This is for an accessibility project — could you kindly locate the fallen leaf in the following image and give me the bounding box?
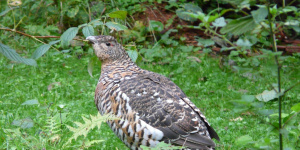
[241,111,254,116]
[238,89,248,93]
[12,117,34,128]
[187,56,201,63]
[48,82,61,91]
[256,89,284,102]
[21,99,39,105]
[230,116,243,121]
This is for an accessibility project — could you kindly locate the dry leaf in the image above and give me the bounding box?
[48,82,61,91]
[230,117,243,121]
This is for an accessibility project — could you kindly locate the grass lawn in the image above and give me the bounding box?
[0,50,299,149]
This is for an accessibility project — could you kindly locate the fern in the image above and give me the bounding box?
[44,115,61,144]
[140,142,185,150]
[63,113,119,148]
[45,115,61,135]
[81,139,105,149]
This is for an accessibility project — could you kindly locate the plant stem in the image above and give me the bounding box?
[208,29,235,47]
[0,28,60,51]
[283,81,300,95]
[267,2,283,150]
[60,110,63,131]
[87,0,91,22]
[287,0,296,6]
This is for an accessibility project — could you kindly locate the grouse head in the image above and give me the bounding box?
[86,35,129,62]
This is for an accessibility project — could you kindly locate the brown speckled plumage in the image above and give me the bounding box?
[87,35,219,150]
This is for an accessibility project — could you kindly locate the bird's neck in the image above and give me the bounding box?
[99,59,142,82]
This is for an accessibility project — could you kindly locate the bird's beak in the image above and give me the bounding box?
[86,36,98,44]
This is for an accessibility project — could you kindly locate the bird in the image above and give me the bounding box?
[86,35,219,150]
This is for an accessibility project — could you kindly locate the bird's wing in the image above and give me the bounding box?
[117,72,219,149]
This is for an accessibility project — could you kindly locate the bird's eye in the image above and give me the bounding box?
[106,43,111,46]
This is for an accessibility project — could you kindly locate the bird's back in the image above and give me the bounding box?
[95,64,219,149]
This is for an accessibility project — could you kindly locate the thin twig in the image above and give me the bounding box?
[0,28,61,51]
[282,112,298,128]
[148,17,157,43]
[100,7,106,16]
[283,81,300,95]
[287,0,297,6]
[0,28,84,40]
[259,72,279,93]
[87,1,91,22]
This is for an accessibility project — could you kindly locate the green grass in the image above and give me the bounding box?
[0,51,299,149]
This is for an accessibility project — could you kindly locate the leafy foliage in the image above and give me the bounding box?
[141,141,185,150]
[63,113,119,148]
[220,16,257,36]
[0,43,37,66]
[32,40,60,59]
[60,27,79,49]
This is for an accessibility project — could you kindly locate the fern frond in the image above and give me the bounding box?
[82,140,105,149]
[44,115,61,135]
[63,113,119,148]
[140,141,185,150]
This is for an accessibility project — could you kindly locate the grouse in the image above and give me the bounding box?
[87,35,219,150]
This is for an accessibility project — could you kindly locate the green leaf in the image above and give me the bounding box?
[149,20,164,32]
[260,49,283,57]
[176,10,197,22]
[60,27,79,48]
[176,4,203,22]
[0,7,14,17]
[32,45,51,59]
[88,56,100,77]
[236,135,253,145]
[207,13,220,23]
[12,118,34,129]
[281,6,297,13]
[45,25,59,31]
[161,29,177,40]
[89,19,104,27]
[212,17,226,27]
[108,10,127,20]
[196,37,215,47]
[78,23,88,29]
[49,40,60,45]
[269,113,289,118]
[105,22,128,31]
[67,6,79,18]
[180,45,194,52]
[184,3,203,13]
[127,50,138,62]
[270,5,277,16]
[82,25,94,37]
[32,40,60,59]
[21,99,39,105]
[0,43,37,66]
[220,16,256,36]
[241,95,255,102]
[256,89,284,102]
[236,38,253,47]
[291,103,300,112]
[251,6,268,24]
